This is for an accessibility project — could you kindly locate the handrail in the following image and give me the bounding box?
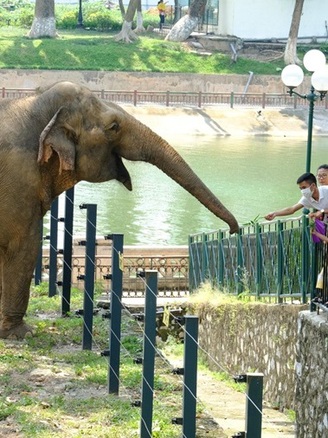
[2,87,328,109]
[188,216,320,303]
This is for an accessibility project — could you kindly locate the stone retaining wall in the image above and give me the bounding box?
[295,311,328,437]
[191,301,307,410]
[0,69,312,94]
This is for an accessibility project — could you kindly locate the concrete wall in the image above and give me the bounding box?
[192,301,328,433]
[295,311,328,437]
[192,301,307,410]
[0,69,313,95]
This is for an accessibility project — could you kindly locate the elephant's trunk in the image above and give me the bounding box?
[119,123,239,234]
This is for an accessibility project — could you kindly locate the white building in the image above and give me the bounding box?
[212,0,328,40]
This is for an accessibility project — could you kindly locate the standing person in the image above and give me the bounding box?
[312,228,328,243]
[264,172,328,221]
[316,164,328,186]
[157,0,166,30]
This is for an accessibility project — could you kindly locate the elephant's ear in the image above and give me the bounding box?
[37,107,76,174]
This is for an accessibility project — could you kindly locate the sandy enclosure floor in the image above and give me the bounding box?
[125,106,328,139]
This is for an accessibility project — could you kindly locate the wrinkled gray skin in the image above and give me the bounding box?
[0,82,239,339]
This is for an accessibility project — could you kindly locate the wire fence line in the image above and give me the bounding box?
[2,86,328,109]
[43,200,288,436]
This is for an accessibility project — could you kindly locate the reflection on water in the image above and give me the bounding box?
[44,136,328,246]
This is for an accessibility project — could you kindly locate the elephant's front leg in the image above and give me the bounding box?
[0,228,41,339]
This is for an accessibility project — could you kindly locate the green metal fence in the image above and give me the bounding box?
[188,216,320,303]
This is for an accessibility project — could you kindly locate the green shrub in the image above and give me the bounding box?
[17,4,33,27]
[83,9,112,31]
[55,3,123,32]
[57,10,79,29]
[0,1,158,31]
[0,8,11,26]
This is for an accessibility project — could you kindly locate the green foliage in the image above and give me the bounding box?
[83,10,112,31]
[0,0,33,26]
[121,334,143,355]
[16,4,33,26]
[243,214,261,226]
[57,9,78,30]
[286,408,296,422]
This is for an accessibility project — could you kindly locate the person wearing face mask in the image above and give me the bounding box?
[264,172,328,221]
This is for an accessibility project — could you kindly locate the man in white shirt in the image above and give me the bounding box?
[265,172,328,221]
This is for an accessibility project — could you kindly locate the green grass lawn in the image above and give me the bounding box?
[0,26,287,74]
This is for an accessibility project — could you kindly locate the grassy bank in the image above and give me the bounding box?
[0,26,287,74]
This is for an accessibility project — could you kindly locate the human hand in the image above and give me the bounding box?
[308,211,324,219]
[264,212,275,221]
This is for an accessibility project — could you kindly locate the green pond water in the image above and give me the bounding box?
[46,135,328,246]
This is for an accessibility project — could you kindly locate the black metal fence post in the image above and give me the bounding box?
[245,373,263,438]
[233,372,263,438]
[48,197,59,297]
[61,187,74,315]
[80,203,97,350]
[236,230,244,295]
[108,233,124,394]
[34,219,43,285]
[140,270,158,438]
[182,315,199,438]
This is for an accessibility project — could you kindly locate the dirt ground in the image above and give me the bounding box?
[0,343,295,438]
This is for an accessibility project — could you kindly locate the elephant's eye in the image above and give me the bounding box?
[106,122,119,133]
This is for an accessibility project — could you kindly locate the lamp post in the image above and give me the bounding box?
[281,49,328,172]
[77,0,83,28]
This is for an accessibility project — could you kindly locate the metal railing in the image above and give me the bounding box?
[2,87,328,109]
[188,216,321,303]
[42,250,189,296]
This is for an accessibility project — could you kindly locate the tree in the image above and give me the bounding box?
[115,0,139,43]
[28,0,57,39]
[135,0,145,34]
[118,0,126,18]
[165,0,207,42]
[284,0,304,65]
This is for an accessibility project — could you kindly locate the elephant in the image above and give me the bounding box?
[0,81,238,339]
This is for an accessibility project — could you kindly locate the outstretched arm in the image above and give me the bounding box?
[264,203,303,221]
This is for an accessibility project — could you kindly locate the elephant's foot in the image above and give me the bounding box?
[0,320,34,340]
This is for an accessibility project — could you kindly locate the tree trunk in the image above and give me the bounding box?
[135,0,145,33]
[118,0,125,18]
[165,0,206,42]
[284,0,304,65]
[115,0,139,42]
[173,0,180,24]
[28,0,57,39]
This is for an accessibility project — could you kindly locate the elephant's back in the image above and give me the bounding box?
[0,96,42,153]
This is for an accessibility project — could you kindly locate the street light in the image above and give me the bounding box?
[77,0,83,28]
[281,49,328,172]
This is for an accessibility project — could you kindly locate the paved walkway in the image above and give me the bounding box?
[164,352,296,438]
